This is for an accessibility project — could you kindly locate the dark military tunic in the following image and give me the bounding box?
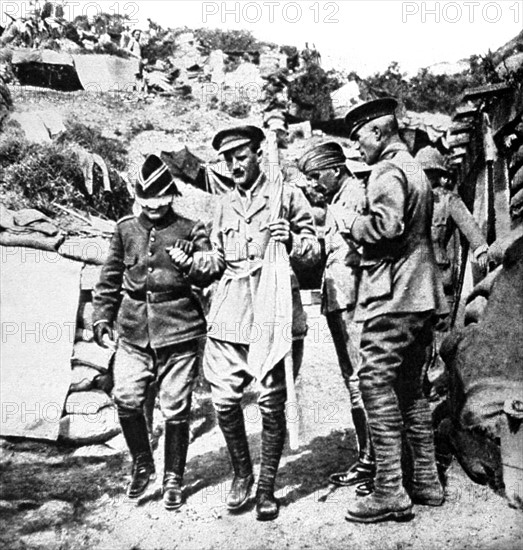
[93,209,209,348]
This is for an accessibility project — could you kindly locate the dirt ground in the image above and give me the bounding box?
[1,305,522,550]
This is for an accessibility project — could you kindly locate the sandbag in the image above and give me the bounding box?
[71,340,113,372]
[0,231,64,251]
[441,237,523,445]
[58,405,120,445]
[70,365,102,393]
[64,390,113,415]
[58,237,109,265]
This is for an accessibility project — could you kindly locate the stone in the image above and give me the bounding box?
[65,390,113,415]
[0,500,18,512]
[71,342,113,374]
[464,296,489,325]
[72,443,122,458]
[105,433,128,452]
[59,405,120,445]
[224,62,263,92]
[22,500,75,533]
[496,53,523,78]
[69,365,100,393]
[20,530,62,550]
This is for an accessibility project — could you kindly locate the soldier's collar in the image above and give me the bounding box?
[332,174,354,203]
[236,172,266,197]
[138,208,177,230]
[379,142,409,160]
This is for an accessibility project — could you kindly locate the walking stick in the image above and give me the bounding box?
[265,116,300,451]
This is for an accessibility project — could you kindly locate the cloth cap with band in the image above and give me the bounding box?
[298,141,371,176]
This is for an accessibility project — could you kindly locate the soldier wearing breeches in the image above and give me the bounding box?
[297,142,375,495]
[337,99,448,523]
[170,125,319,521]
[93,154,210,510]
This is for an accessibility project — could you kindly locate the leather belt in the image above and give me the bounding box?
[125,288,191,303]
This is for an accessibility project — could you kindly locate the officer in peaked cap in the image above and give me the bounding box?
[93,154,210,511]
[345,97,399,142]
[332,99,448,523]
[172,124,320,521]
[212,125,266,155]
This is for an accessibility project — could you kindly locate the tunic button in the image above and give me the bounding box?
[150,237,156,242]
[147,291,152,296]
[148,251,153,257]
[248,255,256,261]
[246,236,253,243]
[246,218,251,224]
[148,267,153,273]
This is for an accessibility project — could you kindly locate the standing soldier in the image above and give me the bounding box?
[297,142,375,495]
[169,125,319,521]
[336,99,447,523]
[92,155,210,510]
[416,147,489,397]
[416,146,488,296]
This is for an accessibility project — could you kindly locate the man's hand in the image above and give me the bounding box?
[269,219,292,246]
[173,239,193,256]
[476,251,488,271]
[94,322,114,348]
[473,244,489,271]
[168,246,193,271]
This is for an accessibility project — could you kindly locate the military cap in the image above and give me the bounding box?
[298,141,346,175]
[415,146,449,174]
[345,97,399,140]
[135,154,180,202]
[212,125,265,155]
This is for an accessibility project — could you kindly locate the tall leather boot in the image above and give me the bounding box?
[345,391,413,523]
[353,407,373,461]
[403,397,444,506]
[256,405,286,521]
[163,421,190,510]
[217,406,254,511]
[329,407,375,490]
[353,407,376,495]
[118,409,156,499]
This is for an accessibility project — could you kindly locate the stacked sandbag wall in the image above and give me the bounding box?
[58,263,120,445]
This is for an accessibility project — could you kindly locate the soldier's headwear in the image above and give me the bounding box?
[135,154,180,207]
[415,146,449,174]
[298,142,371,176]
[345,97,399,140]
[298,142,346,175]
[212,125,265,155]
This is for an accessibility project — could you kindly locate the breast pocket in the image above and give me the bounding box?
[221,219,240,260]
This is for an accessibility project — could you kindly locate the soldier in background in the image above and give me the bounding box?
[416,146,488,302]
[416,146,489,399]
[297,142,375,496]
